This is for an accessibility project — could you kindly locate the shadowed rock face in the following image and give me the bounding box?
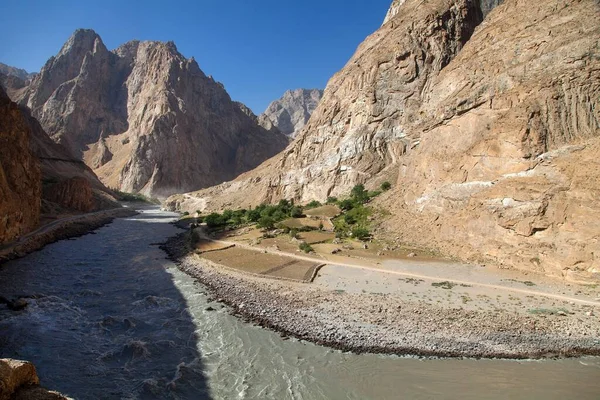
[0,85,118,244]
[166,0,600,282]
[0,88,41,243]
[261,89,324,138]
[11,29,288,199]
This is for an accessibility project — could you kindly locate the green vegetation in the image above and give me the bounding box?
[351,226,370,240]
[305,200,322,209]
[299,242,314,253]
[381,181,392,191]
[113,190,160,204]
[196,183,385,244]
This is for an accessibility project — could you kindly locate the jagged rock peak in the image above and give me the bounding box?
[58,28,106,56]
[261,88,324,138]
[13,29,288,198]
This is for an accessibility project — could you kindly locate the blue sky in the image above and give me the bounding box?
[0,0,391,113]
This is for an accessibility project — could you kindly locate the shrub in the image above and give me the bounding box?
[381,181,392,191]
[299,242,314,253]
[326,196,338,204]
[305,200,322,209]
[351,226,370,240]
[344,214,357,224]
[290,206,303,218]
[182,211,190,216]
[289,228,299,239]
[339,199,355,211]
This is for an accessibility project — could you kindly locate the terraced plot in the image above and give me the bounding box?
[199,246,322,282]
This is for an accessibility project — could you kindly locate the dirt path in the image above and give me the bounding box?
[199,230,600,308]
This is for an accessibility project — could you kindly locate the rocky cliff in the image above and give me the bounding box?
[260,89,323,138]
[0,88,41,243]
[166,0,600,282]
[0,85,119,244]
[10,30,288,199]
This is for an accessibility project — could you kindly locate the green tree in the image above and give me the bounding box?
[351,184,369,203]
[290,206,303,218]
[246,208,261,222]
[257,216,275,230]
[351,226,370,240]
[204,213,224,228]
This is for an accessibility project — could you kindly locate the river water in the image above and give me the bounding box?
[0,207,598,399]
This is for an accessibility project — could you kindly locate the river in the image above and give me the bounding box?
[0,207,598,399]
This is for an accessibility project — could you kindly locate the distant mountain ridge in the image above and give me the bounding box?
[2,29,288,198]
[260,89,323,138]
[0,62,36,81]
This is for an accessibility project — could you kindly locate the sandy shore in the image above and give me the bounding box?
[164,231,600,359]
[0,207,138,264]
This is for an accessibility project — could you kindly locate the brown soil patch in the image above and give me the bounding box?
[199,246,321,281]
[305,205,341,218]
[298,231,335,244]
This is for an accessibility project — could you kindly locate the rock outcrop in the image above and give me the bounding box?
[0,359,68,400]
[0,86,41,244]
[166,0,600,282]
[260,89,323,138]
[0,85,119,244]
[10,30,288,199]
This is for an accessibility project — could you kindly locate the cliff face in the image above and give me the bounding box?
[0,84,119,244]
[260,89,324,138]
[166,0,600,282]
[166,0,486,207]
[0,89,41,243]
[383,0,600,283]
[13,30,288,199]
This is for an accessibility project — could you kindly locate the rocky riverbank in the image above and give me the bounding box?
[164,232,600,359]
[0,207,137,265]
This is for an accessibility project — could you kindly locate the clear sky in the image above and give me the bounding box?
[0,0,392,113]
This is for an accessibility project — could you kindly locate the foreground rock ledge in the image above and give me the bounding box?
[165,232,600,359]
[0,359,68,400]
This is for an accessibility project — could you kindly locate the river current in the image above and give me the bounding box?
[0,207,598,399]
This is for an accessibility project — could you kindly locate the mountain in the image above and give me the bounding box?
[0,62,36,81]
[165,0,600,283]
[7,30,288,199]
[0,85,118,244]
[260,89,323,138]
